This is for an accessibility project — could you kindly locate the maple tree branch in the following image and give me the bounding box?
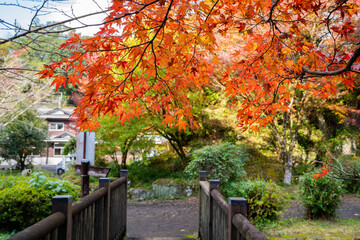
[0,67,40,72]
[327,0,349,21]
[302,46,360,76]
[0,9,109,45]
[268,0,281,23]
[28,0,49,31]
[204,0,220,22]
[314,144,360,181]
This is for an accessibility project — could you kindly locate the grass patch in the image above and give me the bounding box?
[263,218,360,239]
[0,231,16,240]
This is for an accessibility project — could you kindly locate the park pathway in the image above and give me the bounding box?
[126,197,199,239]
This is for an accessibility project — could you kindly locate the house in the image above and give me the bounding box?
[32,107,77,165]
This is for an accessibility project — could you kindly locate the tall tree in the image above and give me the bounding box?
[0,46,53,127]
[0,109,48,170]
[96,115,155,169]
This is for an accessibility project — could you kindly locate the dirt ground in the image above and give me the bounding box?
[126,195,360,239]
[283,194,360,220]
[127,197,199,239]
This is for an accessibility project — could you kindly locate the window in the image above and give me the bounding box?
[54,143,65,156]
[49,123,64,131]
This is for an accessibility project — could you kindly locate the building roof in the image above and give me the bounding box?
[45,132,76,143]
[38,107,76,120]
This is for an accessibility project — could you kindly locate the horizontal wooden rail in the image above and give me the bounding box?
[8,212,65,240]
[110,177,126,190]
[211,189,229,215]
[200,181,210,195]
[232,214,267,240]
[72,187,107,216]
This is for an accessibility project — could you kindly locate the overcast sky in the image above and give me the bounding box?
[0,0,111,38]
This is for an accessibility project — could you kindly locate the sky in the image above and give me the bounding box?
[0,0,111,39]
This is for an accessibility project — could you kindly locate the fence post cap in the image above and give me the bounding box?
[99,178,110,183]
[228,197,247,206]
[209,179,220,185]
[52,195,73,203]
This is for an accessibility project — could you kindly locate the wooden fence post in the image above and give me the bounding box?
[199,170,207,181]
[99,178,110,240]
[120,169,128,235]
[120,169,128,179]
[81,160,90,198]
[52,195,73,240]
[198,171,207,238]
[228,197,247,240]
[209,180,220,240]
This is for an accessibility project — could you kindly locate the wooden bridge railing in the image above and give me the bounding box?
[9,170,128,240]
[198,171,267,240]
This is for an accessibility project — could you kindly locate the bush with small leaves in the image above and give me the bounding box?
[0,185,50,231]
[300,172,343,219]
[185,142,247,184]
[224,179,289,224]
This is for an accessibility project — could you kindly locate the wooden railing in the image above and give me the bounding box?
[198,171,267,240]
[9,170,128,240]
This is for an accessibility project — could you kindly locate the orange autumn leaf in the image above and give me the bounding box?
[37,0,360,131]
[314,167,329,180]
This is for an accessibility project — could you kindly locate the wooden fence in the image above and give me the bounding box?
[8,170,128,240]
[198,171,267,240]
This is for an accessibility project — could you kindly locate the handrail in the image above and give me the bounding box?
[232,213,267,240]
[72,187,107,216]
[211,189,229,215]
[8,212,66,240]
[110,176,126,190]
[199,181,209,196]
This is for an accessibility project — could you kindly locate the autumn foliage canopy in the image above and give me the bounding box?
[39,0,360,132]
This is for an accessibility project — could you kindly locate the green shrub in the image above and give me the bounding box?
[0,172,81,231]
[127,160,186,189]
[148,152,183,171]
[0,185,51,231]
[224,180,289,224]
[185,143,247,184]
[299,172,343,219]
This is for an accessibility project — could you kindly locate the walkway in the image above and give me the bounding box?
[126,197,198,239]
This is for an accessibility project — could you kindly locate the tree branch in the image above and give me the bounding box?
[302,47,360,76]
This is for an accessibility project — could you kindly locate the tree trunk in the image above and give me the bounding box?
[19,158,26,171]
[283,151,293,185]
[121,150,128,169]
